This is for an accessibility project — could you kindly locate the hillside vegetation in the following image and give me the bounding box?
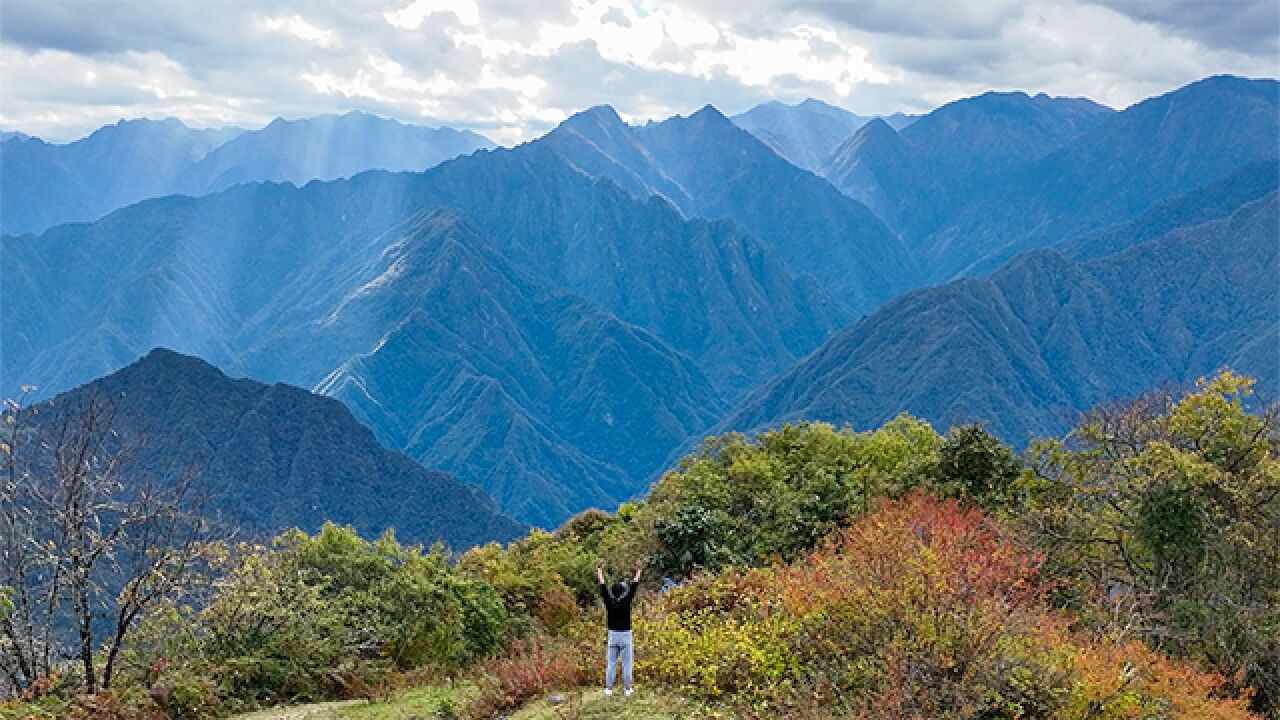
[4,371,1275,719]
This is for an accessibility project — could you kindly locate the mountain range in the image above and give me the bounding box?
[720,192,1278,443]
[730,98,874,173]
[22,348,526,547]
[306,210,726,526]
[822,91,1114,234]
[173,112,493,196]
[730,98,917,173]
[3,131,850,524]
[917,75,1280,279]
[3,73,1277,531]
[0,112,493,235]
[538,104,915,313]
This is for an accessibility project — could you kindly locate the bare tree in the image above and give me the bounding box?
[0,387,61,695]
[1,389,210,696]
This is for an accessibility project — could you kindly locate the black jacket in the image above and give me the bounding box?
[600,581,638,631]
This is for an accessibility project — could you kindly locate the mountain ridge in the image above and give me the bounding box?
[540,102,916,313]
[928,74,1280,279]
[25,347,527,547]
[730,97,872,172]
[719,191,1279,444]
[302,210,726,525]
[822,89,1115,237]
[0,113,492,235]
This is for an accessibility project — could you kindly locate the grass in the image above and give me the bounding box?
[0,695,66,720]
[229,684,730,720]
[507,688,728,720]
[231,683,475,720]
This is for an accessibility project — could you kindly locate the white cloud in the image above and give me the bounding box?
[260,14,341,49]
[384,0,481,29]
[0,0,1274,143]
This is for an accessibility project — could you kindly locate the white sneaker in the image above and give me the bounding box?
[625,688,634,697]
[603,688,613,697]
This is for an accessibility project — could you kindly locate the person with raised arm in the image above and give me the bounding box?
[597,558,642,697]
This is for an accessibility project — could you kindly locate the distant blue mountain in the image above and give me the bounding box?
[883,112,917,131]
[540,103,916,313]
[309,211,725,525]
[1,118,232,235]
[175,111,494,195]
[1061,159,1278,261]
[0,113,492,235]
[4,73,1276,528]
[823,91,1114,233]
[926,75,1280,279]
[720,192,1278,444]
[731,98,873,172]
[2,127,845,524]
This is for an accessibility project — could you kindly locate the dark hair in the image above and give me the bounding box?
[611,580,628,599]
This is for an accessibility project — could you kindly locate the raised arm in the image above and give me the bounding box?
[597,558,606,585]
[632,558,644,584]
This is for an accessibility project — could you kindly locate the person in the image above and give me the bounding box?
[597,557,642,697]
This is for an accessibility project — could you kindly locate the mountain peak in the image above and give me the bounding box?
[926,89,1113,123]
[681,104,737,134]
[690,103,727,120]
[112,116,188,129]
[975,89,1032,101]
[581,104,624,120]
[798,97,838,110]
[1170,74,1278,102]
[936,90,1034,116]
[836,116,901,154]
[37,347,527,546]
[824,116,905,175]
[125,347,247,393]
[559,104,627,133]
[857,116,898,137]
[79,116,192,143]
[140,345,214,367]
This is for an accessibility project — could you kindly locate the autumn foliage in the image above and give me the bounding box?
[6,373,1271,719]
[639,493,1255,719]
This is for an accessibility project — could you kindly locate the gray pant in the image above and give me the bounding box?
[605,630,633,690]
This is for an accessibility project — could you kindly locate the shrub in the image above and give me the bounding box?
[464,637,591,719]
[461,529,599,623]
[639,494,1255,719]
[644,418,942,579]
[123,525,512,714]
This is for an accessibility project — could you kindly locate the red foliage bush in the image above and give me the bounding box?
[640,493,1256,719]
[465,637,590,719]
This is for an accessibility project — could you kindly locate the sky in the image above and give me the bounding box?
[1,0,1277,144]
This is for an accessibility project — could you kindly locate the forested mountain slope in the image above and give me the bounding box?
[721,192,1279,443]
[24,348,526,547]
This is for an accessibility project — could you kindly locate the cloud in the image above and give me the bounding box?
[0,0,1274,143]
[1088,0,1279,57]
[601,7,632,28]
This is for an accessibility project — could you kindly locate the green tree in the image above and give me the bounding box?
[1026,371,1279,715]
[644,417,941,578]
[935,423,1024,509]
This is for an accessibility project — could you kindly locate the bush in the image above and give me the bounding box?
[124,524,512,714]
[935,423,1025,509]
[461,529,599,625]
[639,494,1255,719]
[643,418,941,579]
[147,667,219,720]
[464,637,591,719]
